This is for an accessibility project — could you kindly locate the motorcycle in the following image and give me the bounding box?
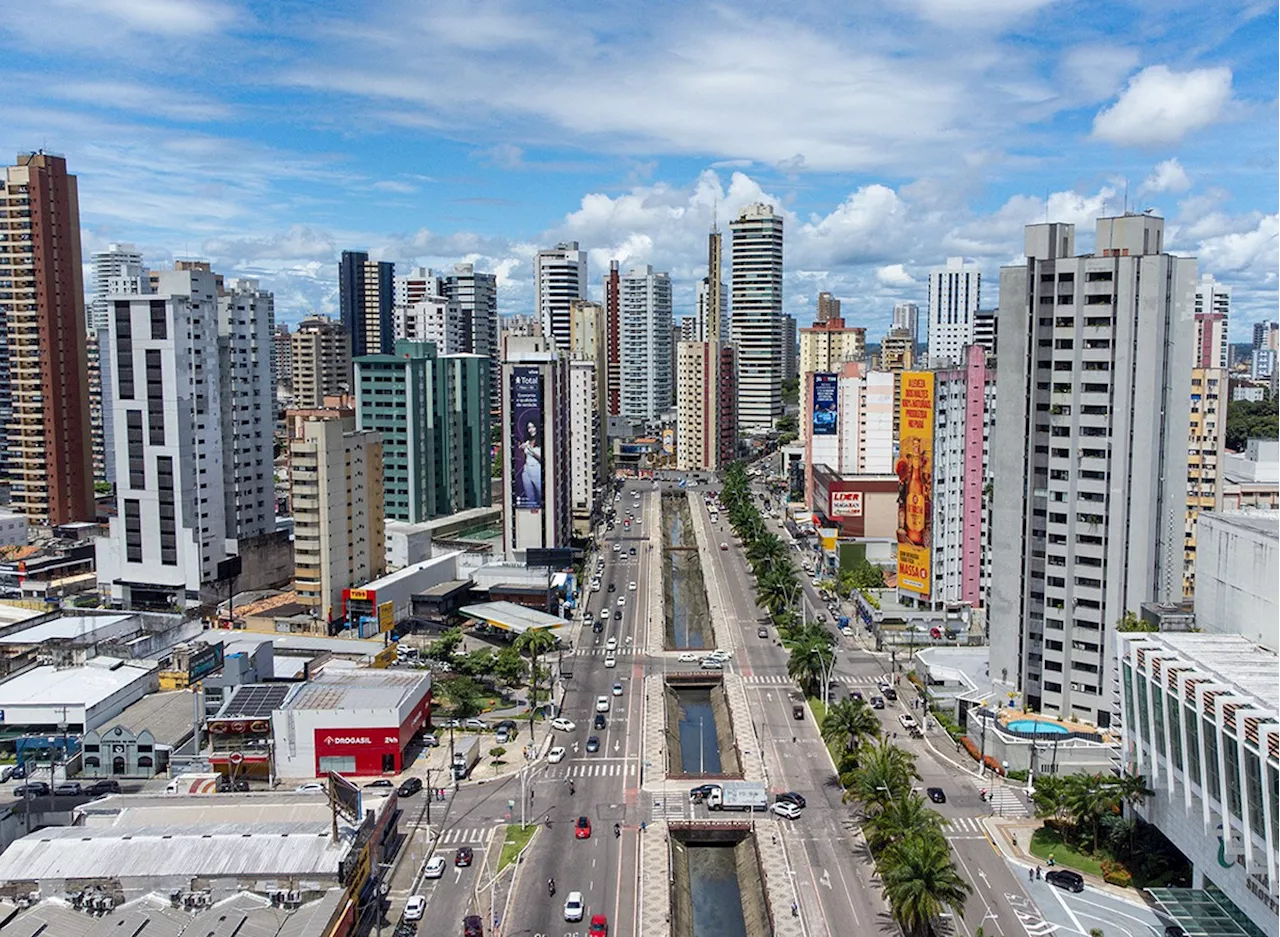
[548,879,556,897]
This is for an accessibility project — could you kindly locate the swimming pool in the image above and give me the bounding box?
[1005,719,1069,735]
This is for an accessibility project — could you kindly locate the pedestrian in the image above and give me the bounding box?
[1036,866,1042,880]
[1029,867,1034,881]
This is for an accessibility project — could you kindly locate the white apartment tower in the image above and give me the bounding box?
[89,246,146,488]
[395,293,466,354]
[892,301,920,348]
[927,257,981,365]
[987,215,1196,727]
[1194,274,1231,369]
[568,359,602,537]
[89,243,145,332]
[619,265,674,422]
[535,242,587,349]
[731,203,785,431]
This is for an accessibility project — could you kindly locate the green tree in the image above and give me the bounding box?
[843,738,919,812]
[879,833,971,937]
[453,648,497,679]
[821,697,880,759]
[781,376,799,405]
[436,675,483,719]
[492,645,527,687]
[514,628,559,738]
[776,413,799,436]
[1115,610,1156,633]
[1225,397,1278,451]
[786,635,834,698]
[865,792,946,854]
[425,627,463,663]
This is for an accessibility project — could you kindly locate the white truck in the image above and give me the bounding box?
[165,773,228,795]
[705,781,768,812]
[451,738,481,780]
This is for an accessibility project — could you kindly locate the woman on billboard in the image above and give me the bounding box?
[518,419,543,506]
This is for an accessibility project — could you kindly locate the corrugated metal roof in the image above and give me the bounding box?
[285,670,429,712]
[186,892,289,937]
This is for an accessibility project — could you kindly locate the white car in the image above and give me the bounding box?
[616,596,626,607]
[295,781,326,794]
[771,801,802,820]
[547,746,567,764]
[613,543,621,553]
[599,609,610,622]
[678,652,699,662]
[596,696,610,713]
[628,581,637,591]
[605,637,618,651]
[564,891,585,922]
[423,856,446,879]
[590,580,600,592]
[404,895,427,920]
[604,654,617,669]
[612,683,623,696]
[705,649,732,660]
[551,717,577,732]
[699,657,723,670]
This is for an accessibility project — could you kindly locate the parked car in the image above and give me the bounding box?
[13,781,50,798]
[926,787,946,804]
[403,895,426,921]
[398,777,424,797]
[700,657,723,670]
[870,696,885,710]
[771,801,802,819]
[295,781,326,794]
[678,652,699,662]
[757,626,769,638]
[424,856,447,879]
[86,779,121,796]
[776,792,807,808]
[455,846,473,867]
[53,781,83,797]
[1046,869,1085,893]
[881,686,898,701]
[463,718,487,730]
[0,765,13,783]
[421,733,439,747]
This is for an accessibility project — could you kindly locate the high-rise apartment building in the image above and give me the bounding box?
[801,362,894,507]
[972,308,997,352]
[988,215,1195,727]
[817,292,841,324]
[394,266,437,308]
[0,152,94,525]
[892,301,920,348]
[338,250,394,357]
[96,268,231,608]
[695,275,727,343]
[619,265,673,422]
[879,326,916,441]
[291,316,352,409]
[678,316,698,343]
[1251,321,1278,350]
[218,278,277,541]
[927,257,981,366]
[731,203,785,431]
[354,342,491,524]
[799,318,866,384]
[89,243,145,332]
[273,323,292,391]
[535,242,587,349]
[605,260,621,416]
[781,314,798,382]
[502,336,571,561]
[289,410,385,624]
[395,293,465,354]
[1184,275,1231,598]
[568,300,607,537]
[441,263,499,413]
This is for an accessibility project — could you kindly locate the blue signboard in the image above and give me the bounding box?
[812,372,838,435]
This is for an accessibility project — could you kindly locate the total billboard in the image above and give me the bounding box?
[896,372,934,597]
[510,366,545,510]
[811,372,838,436]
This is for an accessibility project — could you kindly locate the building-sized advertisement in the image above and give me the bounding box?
[896,371,934,597]
[812,372,838,436]
[510,366,545,510]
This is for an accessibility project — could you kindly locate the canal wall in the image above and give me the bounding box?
[661,492,712,649]
[684,489,739,652]
[734,837,772,937]
[662,677,743,779]
[708,682,743,777]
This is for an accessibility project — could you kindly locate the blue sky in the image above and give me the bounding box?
[3,0,1276,338]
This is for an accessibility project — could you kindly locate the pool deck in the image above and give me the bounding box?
[998,711,1099,737]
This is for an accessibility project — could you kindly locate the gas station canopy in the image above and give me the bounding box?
[458,601,567,635]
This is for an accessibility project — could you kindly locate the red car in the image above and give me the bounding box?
[589,914,608,937]
[574,816,592,839]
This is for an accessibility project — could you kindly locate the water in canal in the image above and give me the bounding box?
[676,689,721,775]
[664,494,711,648]
[687,844,749,937]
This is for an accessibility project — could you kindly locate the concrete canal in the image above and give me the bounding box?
[662,492,712,649]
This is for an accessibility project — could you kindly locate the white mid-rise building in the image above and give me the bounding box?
[395,294,466,354]
[892,301,920,347]
[568,359,602,537]
[927,257,981,366]
[1194,274,1231,369]
[535,242,587,350]
[801,363,894,488]
[731,203,785,431]
[89,243,145,332]
[619,265,673,422]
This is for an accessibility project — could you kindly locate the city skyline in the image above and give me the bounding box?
[0,3,1274,339]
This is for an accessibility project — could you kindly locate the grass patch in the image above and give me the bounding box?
[1029,825,1105,877]
[498,824,538,873]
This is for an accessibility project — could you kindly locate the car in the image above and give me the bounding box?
[604,654,617,668]
[699,657,723,670]
[575,815,592,839]
[596,696,610,713]
[86,779,121,796]
[590,580,600,592]
[585,736,601,753]
[898,713,919,732]
[707,648,732,659]
[593,713,607,730]
[757,626,769,638]
[628,581,636,591]
[8,763,25,780]
[295,781,326,794]
[610,683,622,698]
[398,777,424,797]
[850,690,864,701]
[496,719,517,732]
[870,696,885,710]
[422,733,440,747]
[1045,869,1085,893]
[776,792,807,808]
[53,781,83,797]
[440,718,462,729]
[454,846,473,867]
[678,652,699,662]
[689,783,719,802]
[771,801,803,819]
[593,620,605,633]
[605,637,618,651]
[403,895,426,921]
[608,582,616,592]
[629,547,636,556]
[613,610,622,620]
[612,543,621,553]
[365,778,395,789]
[551,717,577,732]
[463,718,487,730]
[589,914,609,937]
[616,596,626,607]
[424,855,447,879]
[463,914,485,937]
[564,892,585,922]
[926,787,946,804]
[548,746,567,764]
[881,686,898,701]
[840,627,854,638]
[13,781,50,798]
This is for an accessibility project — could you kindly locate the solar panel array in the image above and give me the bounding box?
[222,684,290,718]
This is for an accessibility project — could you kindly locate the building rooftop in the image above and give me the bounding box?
[201,629,386,660]
[416,578,472,598]
[459,600,567,634]
[93,690,195,749]
[354,550,461,593]
[1127,633,1280,715]
[0,613,134,645]
[1199,511,1279,539]
[286,670,430,712]
[0,658,155,710]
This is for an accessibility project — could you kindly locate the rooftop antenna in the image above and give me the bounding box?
[1123,179,1128,215]
[712,196,719,234]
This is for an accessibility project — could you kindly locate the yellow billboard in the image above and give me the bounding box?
[896,372,933,597]
[378,601,395,633]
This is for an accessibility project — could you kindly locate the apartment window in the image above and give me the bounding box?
[116,302,134,399]
[1086,271,1113,282]
[1185,709,1201,786]
[149,300,167,340]
[127,411,145,489]
[157,456,177,566]
[124,499,142,563]
[146,350,165,445]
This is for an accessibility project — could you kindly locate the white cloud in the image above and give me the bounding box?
[1140,158,1191,195]
[371,180,417,194]
[1092,65,1234,146]
[1056,45,1141,104]
[877,264,916,286]
[910,0,1053,28]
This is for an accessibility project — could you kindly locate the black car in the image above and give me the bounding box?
[593,620,604,633]
[464,913,485,937]
[881,686,898,701]
[613,610,622,620]
[776,792,807,809]
[86,779,121,796]
[850,690,864,701]
[364,779,394,789]
[688,783,719,802]
[608,582,616,592]
[593,713,607,730]
[398,777,424,797]
[870,696,885,710]
[496,720,517,732]
[232,778,251,792]
[629,547,636,556]
[926,787,946,804]
[585,736,600,753]
[13,781,49,798]
[1045,869,1084,893]
[455,846,474,867]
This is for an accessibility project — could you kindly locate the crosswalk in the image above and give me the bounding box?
[435,826,493,846]
[743,674,884,687]
[942,816,987,835]
[652,791,687,820]
[573,646,639,657]
[970,777,1030,818]
[557,762,637,779]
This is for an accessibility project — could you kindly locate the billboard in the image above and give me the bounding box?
[661,427,675,456]
[510,366,545,510]
[188,641,225,681]
[811,372,838,436]
[377,601,395,633]
[830,491,863,517]
[896,372,934,597]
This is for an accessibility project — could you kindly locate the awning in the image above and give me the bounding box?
[1146,888,1268,937]
[458,601,567,635]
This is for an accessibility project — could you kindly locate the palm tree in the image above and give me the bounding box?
[821,698,880,759]
[793,620,835,648]
[1064,775,1120,853]
[514,627,558,742]
[786,636,833,698]
[866,792,946,854]
[757,568,799,617]
[843,737,919,812]
[879,833,971,937]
